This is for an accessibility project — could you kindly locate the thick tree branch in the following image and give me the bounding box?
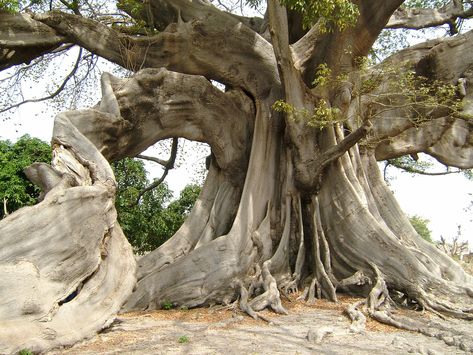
[314,120,373,174]
[0,12,65,71]
[69,69,254,184]
[267,0,306,102]
[387,1,473,32]
[127,0,266,36]
[26,7,278,97]
[356,30,473,169]
[291,0,404,85]
[385,158,468,176]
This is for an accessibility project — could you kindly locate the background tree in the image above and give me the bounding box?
[0,135,51,218]
[0,140,200,252]
[113,157,201,254]
[409,214,433,242]
[1,0,473,353]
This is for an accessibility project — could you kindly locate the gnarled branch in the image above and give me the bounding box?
[356,30,473,169]
[387,1,473,32]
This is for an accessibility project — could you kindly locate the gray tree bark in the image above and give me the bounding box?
[0,0,473,352]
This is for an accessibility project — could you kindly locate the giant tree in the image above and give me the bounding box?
[1,0,473,353]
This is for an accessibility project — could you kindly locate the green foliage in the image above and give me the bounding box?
[397,71,462,115]
[116,0,143,18]
[391,71,463,125]
[279,0,359,31]
[312,62,349,87]
[310,99,342,128]
[403,0,449,9]
[178,335,189,343]
[0,0,18,12]
[165,184,202,227]
[18,350,33,355]
[273,97,342,130]
[245,0,358,31]
[355,60,465,127]
[115,0,159,35]
[0,135,51,218]
[112,158,201,254]
[272,99,297,115]
[312,63,332,87]
[0,145,200,250]
[409,215,433,242]
[386,155,433,175]
[0,0,48,13]
[384,154,472,182]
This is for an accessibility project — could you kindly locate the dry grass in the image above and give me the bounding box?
[122,292,404,332]
[52,292,437,354]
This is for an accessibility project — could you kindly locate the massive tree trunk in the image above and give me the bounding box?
[1,0,473,352]
[0,101,137,353]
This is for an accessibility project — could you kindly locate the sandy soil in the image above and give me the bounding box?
[46,295,471,354]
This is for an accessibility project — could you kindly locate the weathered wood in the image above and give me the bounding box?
[0,1,473,352]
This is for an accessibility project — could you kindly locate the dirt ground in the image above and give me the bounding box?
[46,294,472,354]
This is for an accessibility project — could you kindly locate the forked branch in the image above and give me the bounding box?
[135,138,178,203]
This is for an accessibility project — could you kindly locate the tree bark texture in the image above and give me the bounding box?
[1,0,473,352]
[0,97,136,353]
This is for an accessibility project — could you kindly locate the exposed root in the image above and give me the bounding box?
[293,196,305,283]
[306,197,337,302]
[301,276,321,305]
[280,273,300,295]
[370,309,473,352]
[249,261,288,315]
[232,279,273,323]
[345,299,367,333]
[343,262,473,351]
[366,263,392,313]
[337,270,371,289]
[345,264,391,334]
[247,264,264,297]
[415,288,473,320]
[232,279,258,320]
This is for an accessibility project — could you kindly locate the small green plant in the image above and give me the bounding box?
[312,63,349,88]
[178,335,189,343]
[18,349,33,355]
[313,63,332,87]
[272,99,342,130]
[161,300,173,310]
